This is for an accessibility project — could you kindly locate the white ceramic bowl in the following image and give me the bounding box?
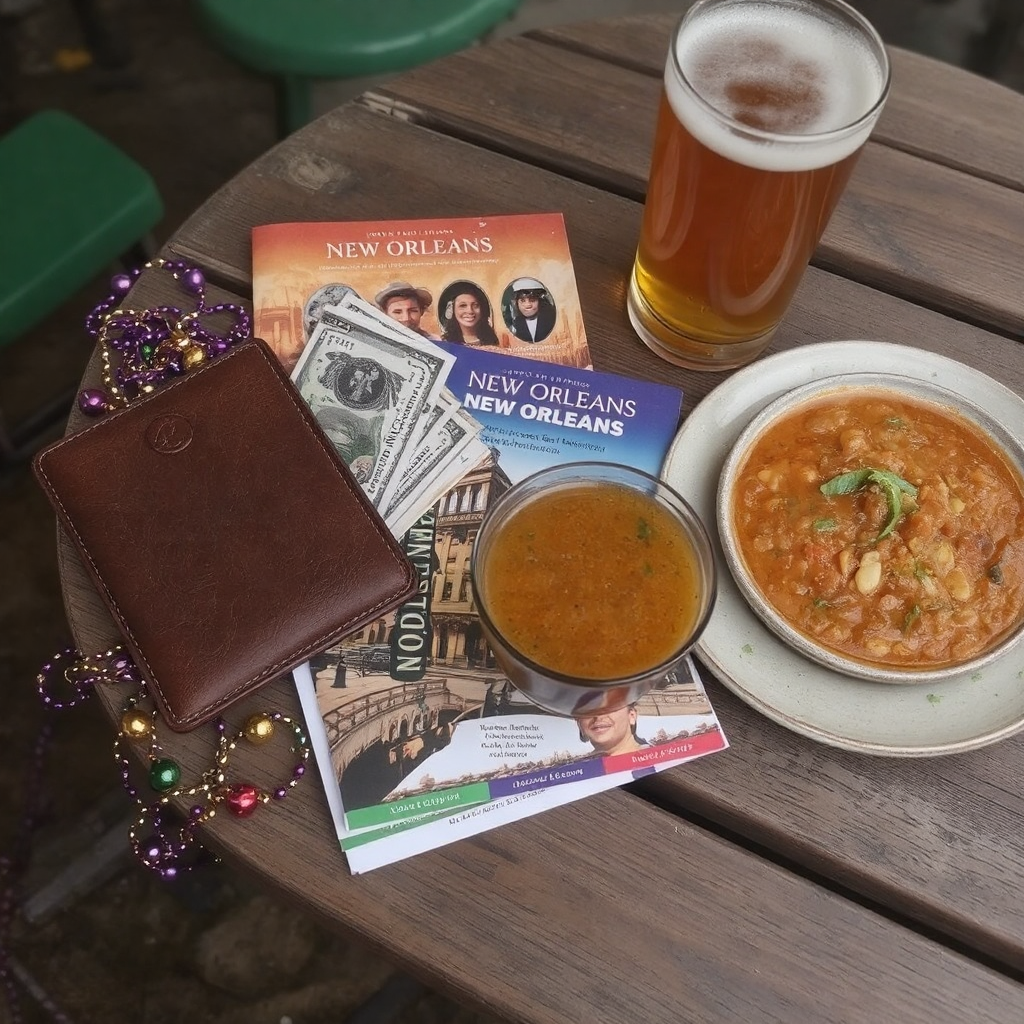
[716,372,1024,684]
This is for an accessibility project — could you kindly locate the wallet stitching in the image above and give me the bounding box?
[37,339,417,727]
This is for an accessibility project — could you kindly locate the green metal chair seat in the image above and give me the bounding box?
[0,109,163,460]
[0,110,163,349]
[193,0,523,134]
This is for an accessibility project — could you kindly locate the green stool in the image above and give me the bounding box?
[193,0,524,136]
[0,109,163,459]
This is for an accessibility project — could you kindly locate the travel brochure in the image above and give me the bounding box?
[252,211,593,375]
[294,654,725,872]
[251,212,729,872]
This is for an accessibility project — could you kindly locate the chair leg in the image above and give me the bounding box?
[342,972,428,1024]
[121,234,157,268]
[0,386,78,470]
[967,0,1024,78]
[18,786,135,925]
[19,812,136,924]
[66,0,131,69]
[278,74,313,137]
[0,406,15,462]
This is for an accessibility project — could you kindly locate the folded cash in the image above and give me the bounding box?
[294,297,484,538]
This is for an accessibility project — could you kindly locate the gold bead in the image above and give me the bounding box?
[244,714,275,745]
[121,710,152,740]
[181,345,207,370]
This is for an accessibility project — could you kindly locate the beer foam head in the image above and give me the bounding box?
[667,0,889,172]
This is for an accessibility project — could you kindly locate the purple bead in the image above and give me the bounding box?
[293,764,305,778]
[111,272,133,295]
[181,268,205,294]
[78,389,109,416]
[272,787,287,800]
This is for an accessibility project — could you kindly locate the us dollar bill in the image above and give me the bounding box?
[292,309,452,508]
[381,401,484,522]
[321,296,489,528]
[387,435,491,539]
[325,293,454,439]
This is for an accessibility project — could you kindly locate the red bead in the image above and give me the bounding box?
[224,784,260,818]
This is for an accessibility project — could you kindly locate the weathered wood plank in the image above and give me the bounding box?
[531,15,1024,191]
[639,681,1024,972]
[169,103,1024,390]
[365,38,1024,336]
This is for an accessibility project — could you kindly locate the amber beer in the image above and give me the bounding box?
[628,0,890,370]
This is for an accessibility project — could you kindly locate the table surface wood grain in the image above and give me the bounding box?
[57,13,1024,1023]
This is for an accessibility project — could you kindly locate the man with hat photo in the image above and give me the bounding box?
[374,280,441,341]
[506,276,556,343]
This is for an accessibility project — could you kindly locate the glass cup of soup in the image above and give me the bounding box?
[627,0,890,371]
[470,462,716,717]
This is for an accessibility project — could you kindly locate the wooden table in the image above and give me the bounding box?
[58,13,1024,1023]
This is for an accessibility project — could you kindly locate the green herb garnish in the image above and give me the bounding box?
[636,518,651,541]
[818,468,874,495]
[988,563,1004,584]
[819,467,918,541]
[903,604,921,633]
[812,517,837,532]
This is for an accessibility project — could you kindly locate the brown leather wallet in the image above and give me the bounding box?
[33,338,417,731]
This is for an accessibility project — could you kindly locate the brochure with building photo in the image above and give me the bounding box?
[251,212,592,375]
[294,654,727,873]
[291,342,729,870]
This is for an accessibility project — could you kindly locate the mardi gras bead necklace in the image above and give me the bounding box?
[37,646,310,880]
[78,257,251,415]
[2,263,263,1022]
[44,261,282,875]
[3,646,309,1022]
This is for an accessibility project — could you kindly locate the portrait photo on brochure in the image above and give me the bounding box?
[501,276,557,344]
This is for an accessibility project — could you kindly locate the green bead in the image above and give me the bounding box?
[141,343,155,361]
[149,758,181,792]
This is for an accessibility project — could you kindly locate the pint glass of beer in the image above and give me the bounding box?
[627,0,890,370]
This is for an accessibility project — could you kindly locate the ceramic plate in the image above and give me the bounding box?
[715,371,1024,685]
[662,340,1024,756]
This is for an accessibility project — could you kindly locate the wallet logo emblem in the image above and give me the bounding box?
[145,414,193,454]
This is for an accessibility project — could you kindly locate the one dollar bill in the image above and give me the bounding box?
[291,310,452,507]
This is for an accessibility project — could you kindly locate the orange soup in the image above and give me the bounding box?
[731,389,1024,668]
[481,482,703,679]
